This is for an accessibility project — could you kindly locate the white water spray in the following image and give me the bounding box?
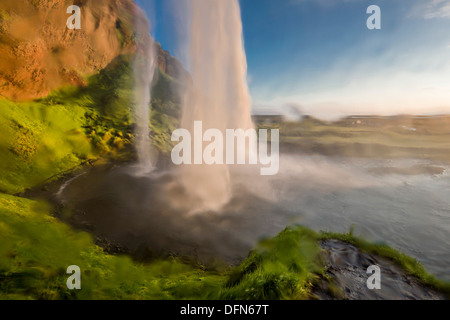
[133,7,157,173]
[178,0,255,212]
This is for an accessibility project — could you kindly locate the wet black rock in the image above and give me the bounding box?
[313,240,445,300]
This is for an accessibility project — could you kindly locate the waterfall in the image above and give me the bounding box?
[178,0,255,212]
[133,7,157,173]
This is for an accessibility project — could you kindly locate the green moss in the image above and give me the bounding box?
[0,194,322,300]
[53,54,181,157]
[215,226,325,300]
[0,53,182,194]
[0,193,224,300]
[0,195,328,300]
[0,99,95,194]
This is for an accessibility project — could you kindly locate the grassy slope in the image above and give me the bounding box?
[0,98,93,194]
[0,191,327,300]
[0,55,179,194]
[0,193,223,300]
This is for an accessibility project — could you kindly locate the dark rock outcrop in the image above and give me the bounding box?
[313,240,445,300]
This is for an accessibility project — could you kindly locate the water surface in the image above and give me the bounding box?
[57,154,450,280]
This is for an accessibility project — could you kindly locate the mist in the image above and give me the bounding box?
[171,0,255,212]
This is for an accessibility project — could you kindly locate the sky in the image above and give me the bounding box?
[135,0,450,120]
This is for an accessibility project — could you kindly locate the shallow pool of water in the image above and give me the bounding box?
[57,154,450,280]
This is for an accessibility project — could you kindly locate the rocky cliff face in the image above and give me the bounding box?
[0,0,185,101]
[156,43,188,82]
[0,0,140,100]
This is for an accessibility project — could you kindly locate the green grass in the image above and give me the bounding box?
[0,193,226,300]
[0,54,181,194]
[0,193,327,300]
[215,226,324,300]
[0,99,95,194]
[0,190,447,300]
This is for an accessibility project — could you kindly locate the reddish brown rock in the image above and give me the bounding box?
[0,0,138,101]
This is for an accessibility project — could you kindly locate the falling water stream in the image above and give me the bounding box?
[133,6,156,174]
[176,0,255,212]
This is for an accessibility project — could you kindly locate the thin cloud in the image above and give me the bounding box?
[412,0,450,19]
[288,0,360,9]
